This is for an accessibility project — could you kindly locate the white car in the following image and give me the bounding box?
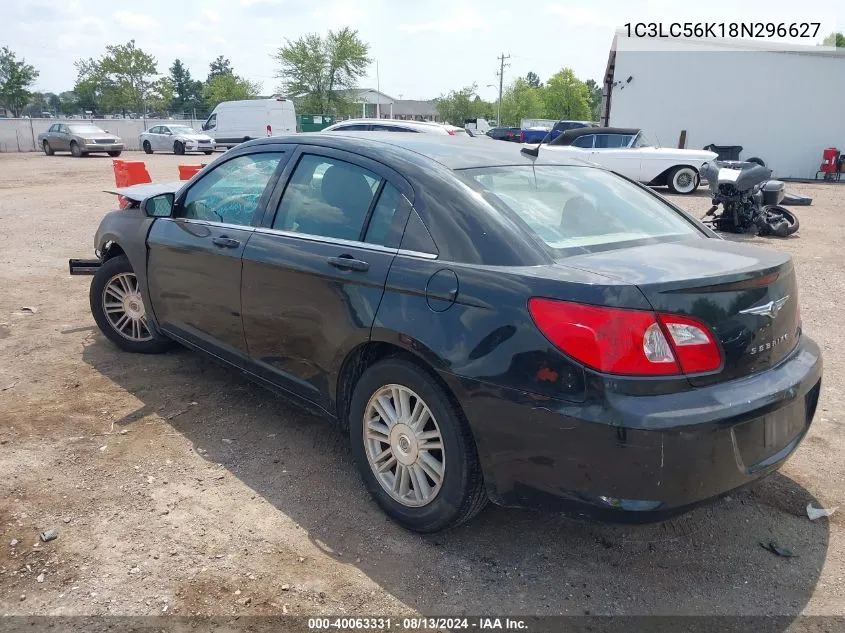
[140,125,215,155]
[322,119,453,135]
[539,127,717,194]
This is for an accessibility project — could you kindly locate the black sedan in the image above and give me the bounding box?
[70,133,822,532]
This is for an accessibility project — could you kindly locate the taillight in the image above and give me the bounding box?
[528,298,721,376]
[519,131,525,142]
[446,128,455,136]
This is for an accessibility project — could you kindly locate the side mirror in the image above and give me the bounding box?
[201,123,208,130]
[143,193,175,218]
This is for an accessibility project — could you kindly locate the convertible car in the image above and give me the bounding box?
[69,134,821,532]
[538,127,718,194]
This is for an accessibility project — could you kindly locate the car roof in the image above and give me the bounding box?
[549,127,640,146]
[247,132,592,170]
[330,118,444,128]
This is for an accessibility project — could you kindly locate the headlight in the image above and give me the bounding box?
[83,138,97,143]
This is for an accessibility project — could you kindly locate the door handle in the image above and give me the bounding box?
[212,236,240,248]
[328,255,369,272]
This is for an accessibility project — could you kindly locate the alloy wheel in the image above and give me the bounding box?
[363,384,445,508]
[101,272,152,342]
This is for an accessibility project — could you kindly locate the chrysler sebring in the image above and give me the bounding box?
[69,134,822,532]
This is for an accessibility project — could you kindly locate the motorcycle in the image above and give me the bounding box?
[699,161,799,237]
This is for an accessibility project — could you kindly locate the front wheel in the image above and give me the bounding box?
[173,140,185,155]
[667,166,699,194]
[348,359,487,532]
[203,150,213,155]
[89,255,175,354]
[42,140,54,156]
[143,140,153,154]
[108,150,122,157]
[70,141,84,158]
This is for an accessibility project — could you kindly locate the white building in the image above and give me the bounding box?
[602,32,845,178]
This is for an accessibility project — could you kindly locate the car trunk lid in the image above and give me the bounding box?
[558,238,800,385]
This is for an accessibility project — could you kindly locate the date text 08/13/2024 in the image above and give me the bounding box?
[624,22,822,39]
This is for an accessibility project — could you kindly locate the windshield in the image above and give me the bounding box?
[462,166,701,253]
[632,131,656,148]
[168,126,198,134]
[68,124,105,134]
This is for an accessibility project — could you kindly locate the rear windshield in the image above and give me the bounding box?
[461,166,702,252]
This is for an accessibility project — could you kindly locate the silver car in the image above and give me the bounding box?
[140,125,216,155]
[38,123,124,158]
[322,118,453,134]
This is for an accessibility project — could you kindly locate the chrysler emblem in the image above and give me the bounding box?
[740,295,790,319]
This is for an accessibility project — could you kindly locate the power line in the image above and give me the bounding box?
[496,53,510,126]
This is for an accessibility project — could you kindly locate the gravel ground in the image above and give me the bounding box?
[0,152,842,626]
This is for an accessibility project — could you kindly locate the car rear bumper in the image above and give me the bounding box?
[446,335,822,521]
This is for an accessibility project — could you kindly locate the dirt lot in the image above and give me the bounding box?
[0,151,843,625]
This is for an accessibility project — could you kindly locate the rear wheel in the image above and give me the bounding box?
[70,141,84,158]
[42,140,54,156]
[760,205,799,237]
[143,140,153,154]
[203,150,213,155]
[108,150,122,157]
[90,255,175,354]
[348,359,487,532]
[173,140,185,155]
[667,166,699,194]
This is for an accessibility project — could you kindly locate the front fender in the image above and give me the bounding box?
[94,208,160,328]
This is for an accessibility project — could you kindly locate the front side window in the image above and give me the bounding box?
[180,153,285,226]
[204,114,217,130]
[594,134,633,149]
[463,166,701,253]
[149,126,160,134]
[273,154,380,241]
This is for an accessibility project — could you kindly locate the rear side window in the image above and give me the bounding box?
[594,134,632,148]
[400,209,438,256]
[364,183,411,248]
[572,135,593,148]
[332,123,370,131]
[463,166,701,253]
[273,154,380,241]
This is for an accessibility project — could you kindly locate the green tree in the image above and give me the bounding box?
[541,68,591,121]
[147,77,175,113]
[584,79,603,121]
[822,32,845,47]
[203,73,261,108]
[435,84,477,125]
[0,47,39,117]
[58,90,79,115]
[73,57,112,114]
[525,71,542,89]
[98,40,158,114]
[500,78,543,126]
[208,55,233,81]
[274,27,371,114]
[169,58,204,112]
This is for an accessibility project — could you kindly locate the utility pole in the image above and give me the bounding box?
[496,53,510,126]
[376,61,381,119]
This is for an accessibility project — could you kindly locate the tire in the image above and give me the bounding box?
[667,166,699,194]
[173,141,185,155]
[89,255,175,354]
[747,156,766,167]
[762,205,799,237]
[42,140,54,156]
[143,141,153,154]
[348,358,487,532]
[70,141,84,158]
[108,150,122,157]
[203,150,213,155]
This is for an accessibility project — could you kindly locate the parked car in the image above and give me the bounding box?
[464,117,491,134]
[38,123,124,157]
[140,125,215,155]
[541,127,718,194]
[201,96,296,148]
[322,118,451,134]
[486,127,521,142]
[70,133,821,533]
[520,120,596,144]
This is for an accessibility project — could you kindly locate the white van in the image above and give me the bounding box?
[464,118,491,134]
[202,96,296,147]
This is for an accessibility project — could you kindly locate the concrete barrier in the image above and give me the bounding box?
[0,117,208,152]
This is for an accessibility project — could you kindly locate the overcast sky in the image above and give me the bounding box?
[9,0,844,102]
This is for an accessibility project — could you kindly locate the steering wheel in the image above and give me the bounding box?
[205,192,260,224]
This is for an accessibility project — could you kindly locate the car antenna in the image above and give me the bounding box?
[521,145,540,158]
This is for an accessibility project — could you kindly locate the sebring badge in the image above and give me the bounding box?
[739,295,790,319]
